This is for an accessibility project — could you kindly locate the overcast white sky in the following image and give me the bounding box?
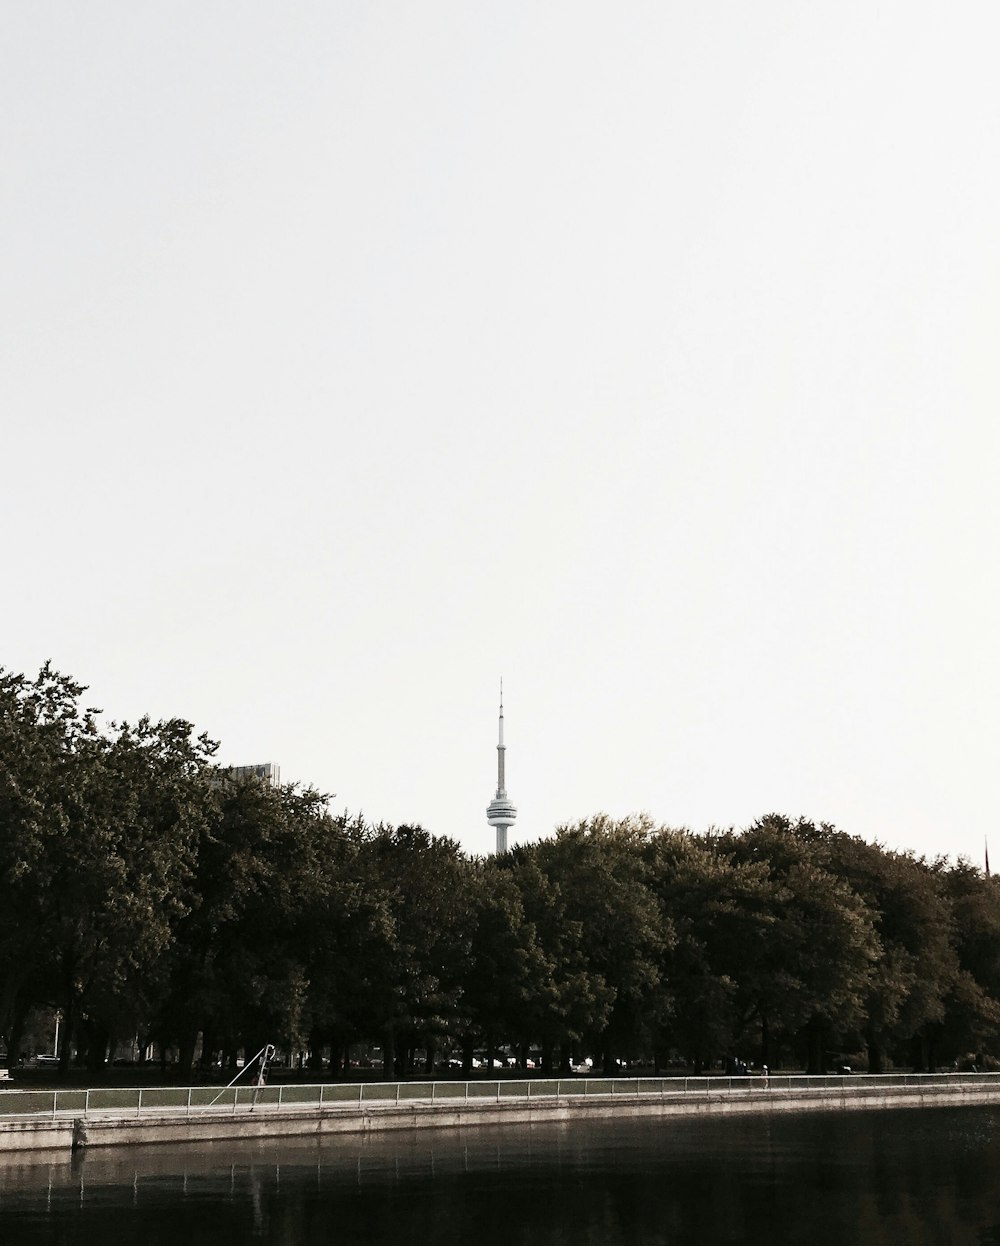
[4,2,998,864]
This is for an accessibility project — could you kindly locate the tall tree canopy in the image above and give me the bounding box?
[4,662,1000,1079]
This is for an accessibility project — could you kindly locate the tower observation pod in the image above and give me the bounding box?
[486,682,517,854]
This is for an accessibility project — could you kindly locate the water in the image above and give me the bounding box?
[3,1107,1000,1244]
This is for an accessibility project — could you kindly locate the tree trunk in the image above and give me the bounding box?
[806,1017,824,1075]
[308,1029,324,1073]
[58,997,76,1079]
[382,1027,396,1081]
[178,1030,197,1082]
[199,1034,216,1073]
[7,1009,26,1070]
[86,1022,110,1075]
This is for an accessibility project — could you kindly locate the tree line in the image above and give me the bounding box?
[3,663,999,1079]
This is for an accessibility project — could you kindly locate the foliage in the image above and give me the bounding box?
[4,662,1000,1077]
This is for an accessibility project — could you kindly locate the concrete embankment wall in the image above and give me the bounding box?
[4,1078,1000,1155]
[0,1117,77,1153]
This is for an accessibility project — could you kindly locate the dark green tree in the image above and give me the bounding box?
[645,827,775,1072]
[814,828,958,1072]
[512,816,669,1072]
[158,775,339,1078]
[936,861,1000,1066]
[0,665,215,1074]
[715,816,880,1072]
[461,857,547,1070]
[353,825,475,1078]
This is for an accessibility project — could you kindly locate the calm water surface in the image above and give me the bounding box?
[2,1107,1000,1244]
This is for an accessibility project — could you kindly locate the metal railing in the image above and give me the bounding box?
[0,1072,997,1121]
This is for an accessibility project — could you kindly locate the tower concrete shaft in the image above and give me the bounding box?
[486,682,516,854]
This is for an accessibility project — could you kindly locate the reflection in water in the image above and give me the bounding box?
[2,1108,1000,1243]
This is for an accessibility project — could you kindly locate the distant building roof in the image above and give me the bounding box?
[211,762,281,787]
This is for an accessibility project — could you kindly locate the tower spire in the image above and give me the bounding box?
[497,679,505,790]
[486,679,517,854]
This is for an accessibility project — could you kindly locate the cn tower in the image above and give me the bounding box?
[486,680,517,854]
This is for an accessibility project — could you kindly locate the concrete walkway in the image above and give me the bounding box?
[3,1075,999,1155]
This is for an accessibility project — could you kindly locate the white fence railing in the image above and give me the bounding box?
[1,1072,997,1121]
